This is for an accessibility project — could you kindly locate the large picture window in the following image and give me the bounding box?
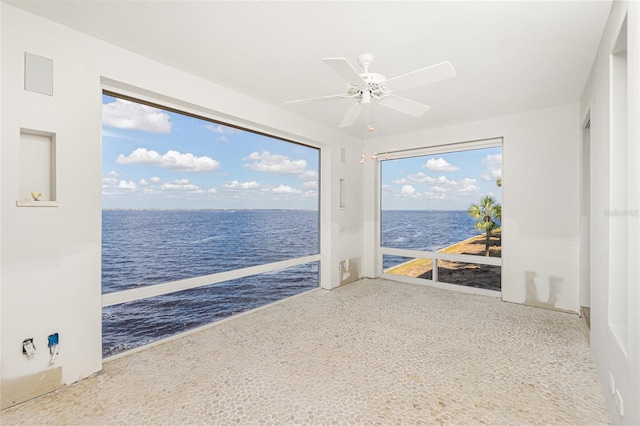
[380,142,502,292]
[101,93,319,357]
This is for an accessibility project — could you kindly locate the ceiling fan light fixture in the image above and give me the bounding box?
[361,90,372,104]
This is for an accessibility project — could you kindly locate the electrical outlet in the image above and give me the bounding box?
[48,333,59,347]
[614,389,624,416]
[22,338,36,358]
[608,371,615,394]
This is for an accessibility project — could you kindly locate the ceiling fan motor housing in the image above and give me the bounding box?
[347,72,388,103]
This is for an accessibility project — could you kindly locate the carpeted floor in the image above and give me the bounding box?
[1,278,609,425]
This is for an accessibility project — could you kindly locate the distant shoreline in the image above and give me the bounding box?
[102,208,319,212]
[102,208,469,212]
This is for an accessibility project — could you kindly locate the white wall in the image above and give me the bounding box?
[581,1,639,424]
[364,103,582,313]
[1,3,363,403]
[4,3,635,422]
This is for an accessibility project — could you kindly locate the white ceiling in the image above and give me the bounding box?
[7,1,611,139]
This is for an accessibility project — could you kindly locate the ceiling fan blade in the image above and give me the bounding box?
[285,93,355,104]
[339,103,364,128]
[378,95,431,117]
[384,61,456,92]
[323,57,365,86]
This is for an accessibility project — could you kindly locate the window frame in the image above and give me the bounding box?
[376,138,503,297]
[100,86,322,357]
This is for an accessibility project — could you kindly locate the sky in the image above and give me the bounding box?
[101,94,319,210]
[102,94,501,211]
[381,146,502,210]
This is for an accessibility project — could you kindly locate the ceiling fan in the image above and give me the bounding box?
[285,53,456,128]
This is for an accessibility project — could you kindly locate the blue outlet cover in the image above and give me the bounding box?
[48,333,59,347]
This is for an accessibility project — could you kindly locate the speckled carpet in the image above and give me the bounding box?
[1,278,609,425]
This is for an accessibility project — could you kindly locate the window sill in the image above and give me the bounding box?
[16,200,59,207]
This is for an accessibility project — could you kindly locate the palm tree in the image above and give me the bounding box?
[467,195,502,256]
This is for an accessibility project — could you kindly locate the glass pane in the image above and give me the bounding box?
[435,261,501,291]
[102,262,318,357]
[383,254,500,291]
[101,93,320,294]
[383,255,433,279]
[101,93,321,358]
[381,210,481,251]
[102,209,318,293]
[381,146,502,267]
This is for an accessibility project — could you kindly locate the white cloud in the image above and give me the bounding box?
[208,187,218,193]
[423,157,460,172]
[102,99,172,133]
[150,176,161,183]
[389,171,481,202]
[302,181,318,189]
[244,151,308,174]
[139,179,149,186]
[421,175,480,200]
[102,171,119,186]
[428,175,479,195]
[205,124,237,135]
[482,153,502,181]
[401,185,417,195]
[101,128,135,141]
[270,185,302,195]
[302,190,318,198]
[116,148,220,172]
[222,180,260,191]
[407,172,436,184]
[116,148,159,164]
[118,180,137,190]
[205,125,236,143]
[299,170,318,181]
[460,178,479,193]
[425,192,448,200]
[161,178,199,191]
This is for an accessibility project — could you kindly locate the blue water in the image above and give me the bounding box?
[102,209,319,357]
[102,209,480,356]
[102,210,319,294]
[381,210,480,270]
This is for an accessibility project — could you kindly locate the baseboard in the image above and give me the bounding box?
[1,367,62,410]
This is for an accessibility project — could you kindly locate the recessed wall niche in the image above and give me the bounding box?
[17,129,58,207]
[339,178,347,209]
[608,15,628,353]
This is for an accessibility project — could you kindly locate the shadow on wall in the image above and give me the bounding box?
[339,258,360,286]
[524,271,563,310]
